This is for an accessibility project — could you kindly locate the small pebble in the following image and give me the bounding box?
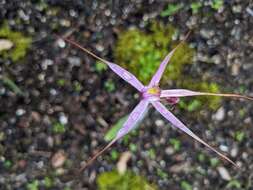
[200,29,215,39]
[59,113,68,125]
[51,150,66,168]
[0,39,13,51]
[246,7,253,17]
[57,39,66,48]
[231,63,240,76]
[16,109,26,116]
[41,59,53,70]
[219,144,229,152]
[231,146,238,157]
[67,56,81,66]
[213,107,225,121]
[50,88,57,96]
[155,119,164,127]
[217,166,231,181]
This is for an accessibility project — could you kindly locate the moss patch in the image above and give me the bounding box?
[114,21,221,110]
[0,24,31,62]
[114,22,193,85]
[97,170,157,190]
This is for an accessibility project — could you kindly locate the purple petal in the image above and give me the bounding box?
[62,37,144,91]
[148,48,177,87]
[116,100,149,138]
[107,62,144,92]
[148,32,190,87]
[161,89,253,101]
[80,100,149,171]
[151,101,238,167]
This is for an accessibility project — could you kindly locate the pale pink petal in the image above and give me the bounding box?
[80,100,149,171]
[116,100,149,139]
[62,37,144,91]
[161,89,253,101]
[151,101,238,167]
[148,32,190,87]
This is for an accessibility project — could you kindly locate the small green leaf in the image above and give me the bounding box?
[26,180,39,190]
[197,153,206,162]
[3,160,12,169]
[234,131,245,142]
[52,122,66,134]
[210,158,219,167]
[104,115,128,141]
[169,138,181,151]
[129,143,137,152]
[211,0,223,10]
[104,79,116,92]
[57,79,66,87]
[156,168,168,179]
[2,77,24,96]
[161,4,183,17]
[226,179,241,189]
[190,2,202,14]
[187,99,202,112]
[110,150,119,161]
[95,61,108,73]
[181,181,192,190]
[147,148,156,159]
[44,176,53,188]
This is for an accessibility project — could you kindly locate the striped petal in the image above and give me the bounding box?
[152,101,238,167]
[148,32,190,87]
[80,100,149,171]
[62,37,144,91]
[160,89,253,101]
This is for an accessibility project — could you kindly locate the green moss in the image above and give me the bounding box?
[211,0,224,11]
[104,79,116,92]
[0,24,31,62]
[2,76,24,96]
[3,160,12,169]
[114,22,194,85]
[95,61,108,73]
[160,3,183,17]
[147,148,156,159]
[52,122,66,134]
[209,157,220,167]
[226,179,241,189]
[43,176,54,188]
[169,138,181,151]
[191,2,202,14]
[180,181,193,190]
[26,180,39,190]
[114,21,222,111]
[110,150,119,161]
[97,170,157,190]
[234,131,245,142]
[156,168,168,179]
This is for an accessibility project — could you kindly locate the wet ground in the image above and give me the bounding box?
[0,0,253,189]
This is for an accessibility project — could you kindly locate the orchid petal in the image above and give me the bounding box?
[151,101,238,167]
[79,100,149,171]
[62,37,144,92]
[161,89,253,101]
[148,32,190,87]
[116,100,149,139]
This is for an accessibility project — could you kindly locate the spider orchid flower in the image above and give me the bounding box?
[62,34,253,171]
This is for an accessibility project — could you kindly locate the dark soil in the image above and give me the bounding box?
[0,0,253,189]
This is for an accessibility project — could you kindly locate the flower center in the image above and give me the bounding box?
[147,87,160,95]
[142,86,161,101]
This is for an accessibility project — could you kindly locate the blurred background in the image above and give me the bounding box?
[0,0,253,189]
